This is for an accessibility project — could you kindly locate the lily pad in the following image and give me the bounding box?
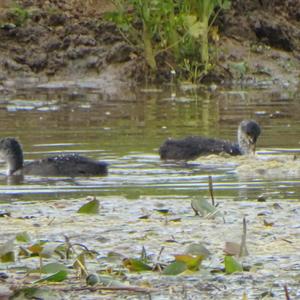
[77,198,100,214]
[224,255,243,274]
[0,239,15,262]
[11,287,62,300]
[40,262,68,274]
[162,261,188,275]
[174,254,203,271]
[191,197,221,218]
[33,270,68,283]
[16,232,31,243]
[123,258,152,272]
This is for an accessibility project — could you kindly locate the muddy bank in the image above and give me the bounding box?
[0,0,300,94]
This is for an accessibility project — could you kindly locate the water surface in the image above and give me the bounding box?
[0,81,300,202]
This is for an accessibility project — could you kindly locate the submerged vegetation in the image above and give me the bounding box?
[106,0,230,81]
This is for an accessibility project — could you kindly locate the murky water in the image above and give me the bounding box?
[0,80,300,202]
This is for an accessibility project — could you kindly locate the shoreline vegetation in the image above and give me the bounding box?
[0,0,299,88]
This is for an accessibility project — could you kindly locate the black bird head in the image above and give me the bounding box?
[238,120,261,155]
[0,138,24,175]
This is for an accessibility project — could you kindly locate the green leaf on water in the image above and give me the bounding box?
[77,198,100,214]
[0,239,15,262]
[123,258,152,272]
[1,251,15,263]
[191,197,220,217]
[16,231,31,243]
[185,243,211,259]
[224,255,243,274]
[27,240,47,255]
[33,270,68,283]
[162,261,188,275]
[40,262,68,274]
[174,254,203,271]
[11,287,62,300]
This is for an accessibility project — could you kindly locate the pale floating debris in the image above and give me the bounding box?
[140,88,163,93]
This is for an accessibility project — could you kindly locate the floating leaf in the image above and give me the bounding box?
[106,251,125,263]
[162,261,187,275]
[40,263,68,274]
[0,239,15,262]
[155,209,170,215]
[224,242,241,256]
[27,241,46,255]
[123,258,152,272]
[1,251,15,263]
[224,255,243,274]
[139,215,150,219]
[185,243,211,259]
[33,270,68,283]
[40,243,62,258]
[11,287,62,299]
[169,217,181,222]
[174,254,203,271]
[191,198,221,218]
[263,219,274,227]
[16,231,31,243]
[77,199,100,214]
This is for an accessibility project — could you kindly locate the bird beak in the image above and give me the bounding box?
[248,135,256,154]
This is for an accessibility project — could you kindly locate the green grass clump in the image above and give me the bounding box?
[106,0,230,81]
[8,5,29,27]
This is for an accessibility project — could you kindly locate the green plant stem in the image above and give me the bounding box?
[142,20,157,71]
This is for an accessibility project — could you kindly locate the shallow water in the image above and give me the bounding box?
[0,81,300,202]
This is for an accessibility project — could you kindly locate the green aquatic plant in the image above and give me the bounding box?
[106,0,230,81]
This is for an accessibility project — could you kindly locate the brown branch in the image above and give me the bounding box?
[59,285,154,293]
[208,176,215,206]
[284,285,290,300]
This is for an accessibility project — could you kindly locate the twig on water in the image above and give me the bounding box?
[284,285,290,300]
[208,176,215,206]
[239,217,249,257]
[60,285,154,294]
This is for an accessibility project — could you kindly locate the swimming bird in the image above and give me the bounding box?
[0,137,108,177]
[159,120,261,160]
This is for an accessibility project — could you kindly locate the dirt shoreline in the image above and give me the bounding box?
[0,0,300,94]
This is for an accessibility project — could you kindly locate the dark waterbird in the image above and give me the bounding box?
[159,120,261,160]
[0,137,108,177]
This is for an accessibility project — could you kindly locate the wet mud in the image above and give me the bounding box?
[0,0,299,97]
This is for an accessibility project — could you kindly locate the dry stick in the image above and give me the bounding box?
[239,217,248,257]
[74,257,89,277]
[60,285,154,293]
[154,246,165,272]
[208,176,226,223]
[156,246,165,262]
[208,176,215,206]
[284,285,290,300]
